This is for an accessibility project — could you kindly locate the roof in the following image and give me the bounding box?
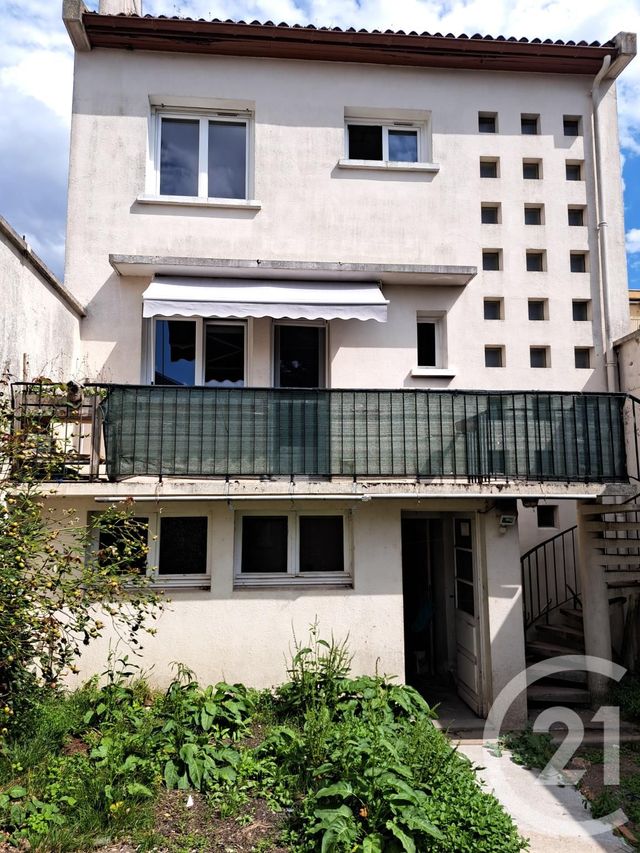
[62,3,636,75]
[0,216,86,318]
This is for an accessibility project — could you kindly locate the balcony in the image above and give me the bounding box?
[9,383,635,486]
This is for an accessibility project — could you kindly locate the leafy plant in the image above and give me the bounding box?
[501,727,556,770]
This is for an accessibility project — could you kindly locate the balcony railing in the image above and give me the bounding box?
[10,383,632,485]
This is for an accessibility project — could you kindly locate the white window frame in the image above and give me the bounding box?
[339,113,438,173]
[234,510,352,588]
[412,313,454,377]
[148,317,247,387]
[88,510,212,589]
[149,108,252,203]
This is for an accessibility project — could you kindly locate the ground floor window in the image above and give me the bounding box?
[89,512,210,587]
[235,511,349,586]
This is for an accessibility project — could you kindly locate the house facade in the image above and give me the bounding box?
[24,0,637,727]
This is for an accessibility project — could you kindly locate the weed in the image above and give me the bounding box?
[501,727,557,770]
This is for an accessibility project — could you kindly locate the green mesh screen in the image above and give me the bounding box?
[101,387,627,483]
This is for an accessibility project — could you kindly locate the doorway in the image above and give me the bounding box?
[401,514,484,717]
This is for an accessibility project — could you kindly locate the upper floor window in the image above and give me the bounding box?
[154,318,245,386]
[346,119,423,163]
[155,111,249,200]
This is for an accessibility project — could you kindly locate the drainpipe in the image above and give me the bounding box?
[591,55,616,392]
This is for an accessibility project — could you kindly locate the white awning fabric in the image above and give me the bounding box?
[142,277,388,322]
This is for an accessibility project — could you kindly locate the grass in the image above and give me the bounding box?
[0,635,528,852]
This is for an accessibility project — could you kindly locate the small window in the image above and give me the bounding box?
[530,346,549,368]
[96,516,149,575]
[417,320,439,367]
[537,505,558,528]
[480,158,499,178]
[478,112,497,133]
[566,161,583,181]
[481,204,500,224]
[568,207,585,226]
[572,300,590,321]
[485,346,504,368]
[570,252,587,273]
[528,299,547,321]
[157,113,248,200]
[575,347,592,369]
[526,251,545,272]
[521,114,539,135]
[236,512,349,584]
[563,116,581,137]
[524,205,543,225]
[484,299,503,320]
[346,121,421,163]
[158,517,208,576]
[482,250,501,271]
[523,159,541,180]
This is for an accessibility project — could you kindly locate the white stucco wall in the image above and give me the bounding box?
[64,49,629,391]
[0,231,80,381]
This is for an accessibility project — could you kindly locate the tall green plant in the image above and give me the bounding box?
[0,386,164,738]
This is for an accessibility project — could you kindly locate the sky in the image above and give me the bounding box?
[1,0,639,286]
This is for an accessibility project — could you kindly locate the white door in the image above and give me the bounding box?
[453,517,483,715]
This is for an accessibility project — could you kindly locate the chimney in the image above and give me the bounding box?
[99,0,142,14]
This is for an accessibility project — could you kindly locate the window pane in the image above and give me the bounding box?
[388,130,418,162]
[208,121,246,199]
[570,254,586,273]
[566,163,581,181]
[205,324,245,386]
[484,300,501,320]
[241,516,288,573]
[528,300,545,321]
[98,517,148,574]
[524,207,542,225]
[523,161,540,179]
[573,301,589,321]
[478,114,496,133]
[299,516,344,573]
[485,347,503,368]
[480,160,498,178]
[521,116,538,134]
[530,348,548,368]
[348,125,383,160]
[575,348,591,369]
[568,208,584,226]
[483,251,500,271]
[526,253,544,272]
[481,205,499,224]
[417,322,437,367]
[159,517,208,575]
[276,325,324,388]
[155,320,196,386]
[456,580,475,616]
[160,118,199,197]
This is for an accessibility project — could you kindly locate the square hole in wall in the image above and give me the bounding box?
[484,298,503,320]
[524,205,544,225]
[483,250,501,271]
[568,206,586,226]
[572,300,590,321]
[537,504,558,528]
[521,114,540,135]
[480,158,499,178]
[570,252,588,273]
[481,203,500,224]
[526,251,545,272]
[479,112,497,133]
[485,346,504,367]
[566,161,583,181]
[523,159,542,179]
[575,347,592,369]
[530,346,550,368]
[528,299,548,321]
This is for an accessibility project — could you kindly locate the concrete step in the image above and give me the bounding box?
[597,553,640,565]
[605,577,640,589]
[540,669,588,685]
[559,606,583,627]
[527,683,591,705]
[579,503,640,515]
[526,639,583,659]
[585,521,640,532]
[535,623,584,648]
[597,539,640,549]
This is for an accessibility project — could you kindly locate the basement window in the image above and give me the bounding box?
[235,512,351,587]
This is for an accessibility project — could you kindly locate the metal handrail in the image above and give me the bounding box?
[521,525,580,629]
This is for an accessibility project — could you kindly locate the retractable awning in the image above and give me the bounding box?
[142,277,388,322]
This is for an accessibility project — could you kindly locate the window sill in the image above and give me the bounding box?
[411,367,456,378]
[150,576,211,590]
[136,194,262,210]
[337,159,440,173]
[234,575,353,589]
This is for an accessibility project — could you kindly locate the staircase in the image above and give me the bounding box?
[521,499,640,708]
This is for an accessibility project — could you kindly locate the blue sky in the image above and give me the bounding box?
[1,0,639,285]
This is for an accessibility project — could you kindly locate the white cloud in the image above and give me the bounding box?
[628,229,640,254]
